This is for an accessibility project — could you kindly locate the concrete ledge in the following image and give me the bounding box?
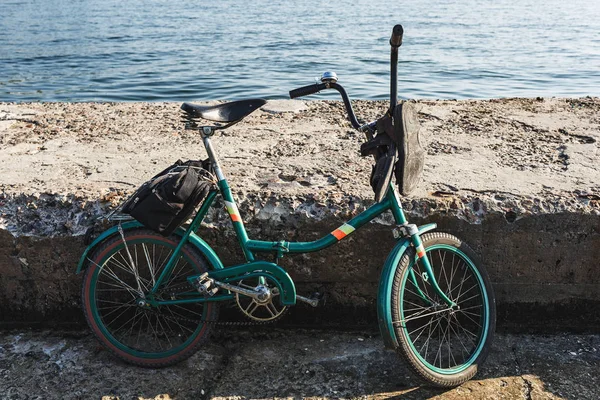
[0,98,599,329]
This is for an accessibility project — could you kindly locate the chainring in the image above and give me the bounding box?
[235,274,288,322]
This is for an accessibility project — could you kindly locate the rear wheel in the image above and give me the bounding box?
[391,232,496,387]
[82,228,218,367]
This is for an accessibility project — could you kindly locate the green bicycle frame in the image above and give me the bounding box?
[144,167,454,306]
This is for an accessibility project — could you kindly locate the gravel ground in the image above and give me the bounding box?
[0,328,598,399]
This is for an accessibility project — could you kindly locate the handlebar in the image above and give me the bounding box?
[390,24,403,109]
[288,81,361,130]
[289,83,327,99]
[289,24,404,131]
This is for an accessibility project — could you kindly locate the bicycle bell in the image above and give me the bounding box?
[320,71,338,83]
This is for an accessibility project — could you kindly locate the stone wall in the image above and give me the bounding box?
[1,98,598,330]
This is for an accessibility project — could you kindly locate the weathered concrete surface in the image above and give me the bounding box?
[0,329,598,399]
[0,98,599,328]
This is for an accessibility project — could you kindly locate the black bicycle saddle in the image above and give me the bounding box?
[181,99,267,123]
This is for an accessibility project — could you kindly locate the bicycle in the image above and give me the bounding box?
[76,25,496,387]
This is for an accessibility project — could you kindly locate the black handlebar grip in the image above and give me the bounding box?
[289,83,327,99]
[390,24,404,48]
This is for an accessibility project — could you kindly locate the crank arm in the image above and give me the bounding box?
[296,294,319,307]
[214,281,262,300]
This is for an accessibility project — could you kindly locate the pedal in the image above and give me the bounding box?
[297,291,326,308]
[195,272,218,297]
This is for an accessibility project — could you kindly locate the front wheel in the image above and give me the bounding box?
[391,232,496,387]
[81,228,218,367]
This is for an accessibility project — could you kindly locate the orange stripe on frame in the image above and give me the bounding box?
[417,250,426,258]
[332,229,346,240]
[230,213,241,222]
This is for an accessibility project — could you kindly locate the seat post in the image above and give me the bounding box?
[201,128,226,182]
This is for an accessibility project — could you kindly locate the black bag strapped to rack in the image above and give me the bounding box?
[121,159,215,236]
[360,101,424,200]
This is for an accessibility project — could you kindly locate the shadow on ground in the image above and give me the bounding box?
[0,328,598,399]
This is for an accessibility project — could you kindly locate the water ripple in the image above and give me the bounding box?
[1,0,599,101]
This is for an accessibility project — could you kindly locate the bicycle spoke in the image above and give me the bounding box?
[446,315,470,358]
[102,305,136,327]
[171,303,205,318]
[436,316,450,368]
[407,314,440,336]
[439,250,450,290]
[115,247,144,293]
[143,312,162,351]
[98,301,136,319]
[155,249,174,276]
[411,315,440,345]
[419,314,442,356]
[162,257,183,287]
[104,304,137,329]
[436,250,445,291]
[453,263,472,301]
[456,290,481,305]
[163,258,192,289]
[109,306,142,334]
[96,278,138,298]
[162,306,203,329]
[407,308,454,323]
[458,304,483,312]
[164,307,195,335]
[104,256,151,292]
[454,282,479,302]
[445,318,457,368]
[91,257,140,296]
[449,314,479,345]
[460,309,483,318]
[142,243,156,286]
[457,309,483,329]
[121,308,143,344]
[154,314,174,349]
[403,298,434,312]
[448,253,458,296]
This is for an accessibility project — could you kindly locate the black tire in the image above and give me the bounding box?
[391,232,496,387]
[81,228,218,367]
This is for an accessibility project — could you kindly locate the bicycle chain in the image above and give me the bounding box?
[145,303,286,327]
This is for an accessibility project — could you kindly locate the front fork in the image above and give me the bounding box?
[388,186,455,308]
[410,233,456,308]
